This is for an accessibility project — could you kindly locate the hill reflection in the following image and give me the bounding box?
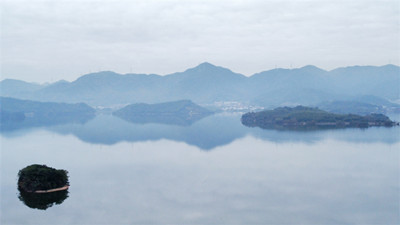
[49,113,244,150]
[114,111,212,126]
[1,113,399,150]
[0,113,95,132]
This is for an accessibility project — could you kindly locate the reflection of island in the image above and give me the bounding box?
[241,106,398,130]
[0,97,95,131]
[113,100,213,126]
[18,187,69,210]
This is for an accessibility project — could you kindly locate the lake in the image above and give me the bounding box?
[1,113,399,224]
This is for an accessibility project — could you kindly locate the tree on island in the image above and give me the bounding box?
[18,164,69,193]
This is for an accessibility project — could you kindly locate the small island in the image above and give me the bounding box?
[113,100,213,126]
[18,164,69,193]
[241,106,398,130]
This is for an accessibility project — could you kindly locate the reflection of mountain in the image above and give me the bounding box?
[1,114,398,149]
[113,100,213,126]
[50,114,245,150]
[18,187,69,210]
[0,97,95,131]
[50,114,400,147]
[1,115,95,132]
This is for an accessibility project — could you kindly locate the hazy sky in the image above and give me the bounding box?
[1,0,399,83]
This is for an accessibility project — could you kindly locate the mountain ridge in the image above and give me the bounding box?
[2,62,398,83]
[1,63,399,107]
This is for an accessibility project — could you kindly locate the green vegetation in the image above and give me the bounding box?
[18,164,69,192]
[241,106,397,130]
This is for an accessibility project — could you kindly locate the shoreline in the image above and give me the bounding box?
[34,185,69,194]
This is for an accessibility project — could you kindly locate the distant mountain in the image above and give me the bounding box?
[317,96,400,115]
[1,63,399,110]
[113,100,213,126]
[0,79,44,97]
[248,65,334,107]
[165,62,247,103]
[0,97,95,130]
[317,101,386,115]
[328,64,400,100]
[353,95,400,107]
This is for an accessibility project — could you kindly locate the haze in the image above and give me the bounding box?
[1,0,399,83]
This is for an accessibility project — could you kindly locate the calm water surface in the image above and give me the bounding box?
[1,113,399,224]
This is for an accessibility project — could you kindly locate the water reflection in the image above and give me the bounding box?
[114,111,213,126]
[0,113,95,132]
[1,113,399,150]
[18,187,69,210]
[49,113,244,150]
[1,121,399,224]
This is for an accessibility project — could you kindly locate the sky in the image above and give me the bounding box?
[1,0,399,83]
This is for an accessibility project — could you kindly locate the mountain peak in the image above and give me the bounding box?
[196,62,217,68]
[179,62,246,80]
[194,62,218,70]
[182,62,224,73]
[74,71,121,82]
[298,65,326,73]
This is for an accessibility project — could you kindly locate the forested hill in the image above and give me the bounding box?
[241,106,398,130]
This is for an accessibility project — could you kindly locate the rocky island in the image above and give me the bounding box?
[241,106,398,130]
